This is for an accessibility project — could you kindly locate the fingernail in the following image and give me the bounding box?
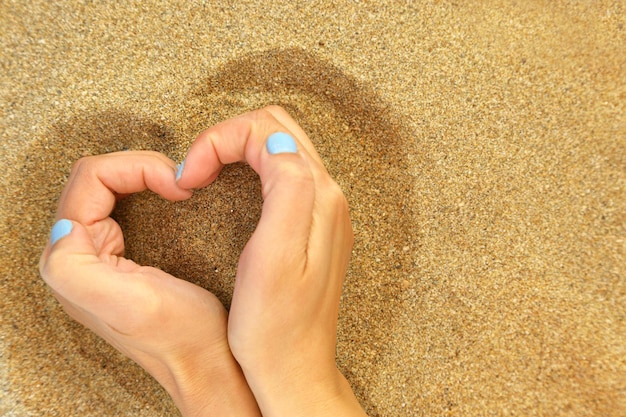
[267,132,297,155]
[175,160,185,181]
[50,219,73,245]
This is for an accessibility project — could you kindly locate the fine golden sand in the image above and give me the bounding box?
[1,1,624,416]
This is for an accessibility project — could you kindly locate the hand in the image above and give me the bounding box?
[39,151,260,417]
[178,106,367,417]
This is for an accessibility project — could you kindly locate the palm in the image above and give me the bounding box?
[55,216,230,374]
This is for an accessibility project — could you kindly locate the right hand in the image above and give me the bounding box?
[178,106,366,417]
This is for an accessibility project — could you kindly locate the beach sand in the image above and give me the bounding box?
[1,1,624,415]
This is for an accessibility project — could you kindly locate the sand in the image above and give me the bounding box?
[1,1,624,416]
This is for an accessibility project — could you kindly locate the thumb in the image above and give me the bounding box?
[236,133,316,282]
[39,219,136,311]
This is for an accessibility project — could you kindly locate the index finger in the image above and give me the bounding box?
[177,106,321,270]
[57,151,192,224]
[176,106,329,191]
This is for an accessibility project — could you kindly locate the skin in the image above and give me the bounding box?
[39,106,367,417]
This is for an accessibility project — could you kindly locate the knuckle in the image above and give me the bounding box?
[277,162,315,187]
[39,250,68,287]
[38,257,52,282]
[323,180,354,244]
[325,179,349,209]
[246,107,282,136]
[263,162,314,197]
[248,106,294,143]
[69,155,95,176]
[263,104,289,118]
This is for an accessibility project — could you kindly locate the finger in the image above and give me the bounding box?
[178,107,317,267]
[177,106,326,191]
[57,151,192,224]
[261,107,354,266]
[39,219,155,324]
[262,105,328,171]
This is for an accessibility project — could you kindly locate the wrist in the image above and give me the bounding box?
[165,348,261,417]
[244,365,367,417]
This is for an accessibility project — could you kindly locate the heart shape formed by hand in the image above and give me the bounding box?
[9,48,416,415]
[113,162,262,308]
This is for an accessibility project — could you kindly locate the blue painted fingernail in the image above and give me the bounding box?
[267,132,297,155]
[175,160,185,181]
[50,219,73,245]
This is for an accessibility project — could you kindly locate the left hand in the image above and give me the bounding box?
[39,151,260,417]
